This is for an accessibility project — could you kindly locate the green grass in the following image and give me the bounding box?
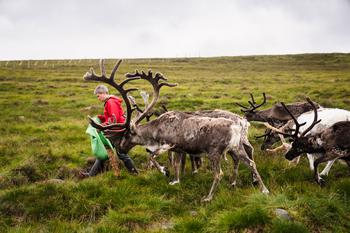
[1,53,350,232]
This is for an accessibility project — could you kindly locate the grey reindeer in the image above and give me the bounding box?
[169,109,259,187]
[84,59,269,202]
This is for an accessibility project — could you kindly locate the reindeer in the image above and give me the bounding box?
[129,92,201,178]
[84,59,269,202]
[128,92,260,187]
[236,93,337,172]
[236,93,320,150]
[264,99,350,185]
[264,101,350,176]
[168,109,259,186]
[146,108,257,186]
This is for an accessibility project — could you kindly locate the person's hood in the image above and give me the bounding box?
[108,95,123,103]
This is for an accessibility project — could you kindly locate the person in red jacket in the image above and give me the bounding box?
[81,85,138,178]
[96,86,125,125]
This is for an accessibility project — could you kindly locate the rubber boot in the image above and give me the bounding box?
[123,158,138,175]
[117,152,138,175]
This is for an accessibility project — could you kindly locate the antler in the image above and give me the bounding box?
[128,93,154,121]
[125,70,177,125]
[236,93,266,113]
[263,98,320,139]
[83,59,140,131]
[300,98,321,137]
[263,122,288,135]
[255,129,271,139]
[139,91,154,121]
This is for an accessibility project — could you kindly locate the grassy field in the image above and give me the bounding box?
[0,53,350,232]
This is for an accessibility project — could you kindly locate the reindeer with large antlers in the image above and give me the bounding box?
[135,103,259,187]
[264,98,350,185]
[84,59,269,201]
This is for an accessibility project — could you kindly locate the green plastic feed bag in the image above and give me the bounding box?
[86,117,114,160]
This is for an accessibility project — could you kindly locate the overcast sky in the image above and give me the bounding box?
[1,0,350,60]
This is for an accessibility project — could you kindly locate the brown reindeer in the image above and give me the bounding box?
[237,93,320,150]
[84,59,269,201]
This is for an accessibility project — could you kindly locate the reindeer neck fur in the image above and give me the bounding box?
[303,134,326,154]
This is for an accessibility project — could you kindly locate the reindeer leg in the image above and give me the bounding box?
[313,156,327,186]
[181,153,186,175]
[147,155,154,169]
[314,151,342,186]
[169,152,183,185]
[289,156,300,166]
[227,150,240,187]
[238,148,269,194]
[190,154,199,174]
[202,154,223,202]
[243,142,258,186]
[320,159,336,177]
[195,156,202,169]
[149,153,169,177]
[168,151,174,168]
[223,153,228,161]
[307,153,315,171]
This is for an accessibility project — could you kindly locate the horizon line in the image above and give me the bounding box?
[0,51,350,62]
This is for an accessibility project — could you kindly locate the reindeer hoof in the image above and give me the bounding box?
[230,181,237,188]
[169,180,180,185]
[316,177,326,187]
[164,167,170,177]
[252,179,259,186]
[262,188,270,195]
[160,166,170,177]
[201,196,213,202]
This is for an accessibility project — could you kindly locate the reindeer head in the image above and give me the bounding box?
[264,98,321,160]
[83,59,176,153]
[236,93,267,121]
[284,137,317,160]
[256,129,281,150]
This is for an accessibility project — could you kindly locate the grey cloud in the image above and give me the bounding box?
[0,0,349,60]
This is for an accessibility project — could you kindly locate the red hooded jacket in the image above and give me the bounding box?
[98,96,125,125]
